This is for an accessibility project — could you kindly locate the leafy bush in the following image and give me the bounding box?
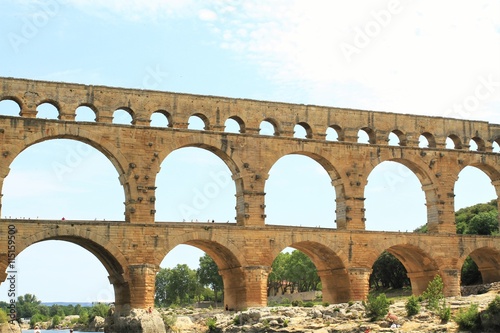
[405,295,421,316]
[437,299,451,322]
[291,300,303,307]
[52,315,61,327]
[232,314,240,325]
[454,303,480,330]
[364,293,390,321]
[0,309,7,323]
[322,302,330,307]
[162,314,177,328]
[281,298,291,306]
[30,313,47,328]
[422,275,444,310]
[486,296,500,314]
[304,301,315,308]
[206,317,217,332]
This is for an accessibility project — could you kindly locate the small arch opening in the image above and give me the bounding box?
[470,137,485,152]
[36,102,59,120]
[326,125,342,141]
[75,105,96,122]
[259,119,278,136]
[113,108,133,125]
[357,127,374,144]
[188,115,207,130]
[150,111,172,128]
[0,99,21,116]
[419,132,436,148]
[224,118,242,134]
[447,135,462,149]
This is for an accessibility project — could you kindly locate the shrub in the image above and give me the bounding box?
[486,296,500,314]
[30,313,47,328]
[232,314,240,325]
[405,295,421,316]
[52,315,61,327]
[437,299,451,322]
[422,275,444,310]
[0,309,7,323]
[291,300,303,307]
[206,317,217,332]
[322,301,330,307]
[281,298,291,306]
[162,314,177,328]
[304,301,315,308]
[454,303,480,330]
[364,293,390,321]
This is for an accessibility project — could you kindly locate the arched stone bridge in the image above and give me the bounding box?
[0,77,499,313]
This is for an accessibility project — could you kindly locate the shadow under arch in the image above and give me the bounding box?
[366,157,440,232]
[160,237,246,310]
[463,246,500,284]
[2,227,131,314]
[271,240,350,304]
[372,243,439,296]
[0,134,130,220]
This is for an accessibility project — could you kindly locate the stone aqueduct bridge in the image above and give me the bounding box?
[0,77,500,313]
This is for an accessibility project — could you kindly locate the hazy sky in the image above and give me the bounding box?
[0,0,499,303]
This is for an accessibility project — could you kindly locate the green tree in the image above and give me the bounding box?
[467,210,498,235]
[422,275,444,310]
[284,251,319,293]
[370,251,409,289]
[17,294,41,319]
[89,303,109,319]
[0,309,7,323]
[197,254,223,304]
[461,256,482,285]
[268,252,290,295]
[155,264,200,306]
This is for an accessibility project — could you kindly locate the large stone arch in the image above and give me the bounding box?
[155,139,244,223]
[364,156,441,232]
[456,161,500,232]
[367,241,440,296]
[269,230,351,302]
[159,233,249,310]
[263,150,345,227]
[459,245,500,285]
[4,225,131,314]
[0,131,131,220]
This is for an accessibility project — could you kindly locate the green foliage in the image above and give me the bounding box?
[155,264,202,307]
[17,293,41,319]
[455,200,497,235]
[303,301,314,307]
[486,296,500,314]
[370,251,410,290]
[30,313,47,327]
[405,295,421,316]
[162,314,177,328]
[206,317,217,332]
[364,293,390,320]
[461,256,482,285]
[281,298,291,305]
[197,254,224,303]
[291,300,303,307]
[0,309,8,323]
[232,314,240,325]
[268,250,320,296]
[89,303,109,319]
[322,301,330,307]
[52,315,61,327]
[78,309,89,324]
[437,299,451,322]
[454,303,480,330]
[422,275,444,310]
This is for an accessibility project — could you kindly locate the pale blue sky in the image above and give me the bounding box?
[0,0,499,303]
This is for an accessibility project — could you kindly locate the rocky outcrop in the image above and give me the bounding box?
[105,308,166,333]
[0,322,21,333]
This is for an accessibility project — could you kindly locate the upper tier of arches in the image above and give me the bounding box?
[2,77,500,152]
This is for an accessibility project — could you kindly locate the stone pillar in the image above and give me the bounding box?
[127,264,158,309]
[133,118,151,126]
[317,268,350,303]
[441,269,461,297]
[407,270,438,296]
[109,275,131,316]
[245,127,260,135]
[234,172,267,226]
[173,122,189,129]
[220,266,271,310]
[424,183,456,234]
[348,267,371,301]
[20,106,37,118]
[336,188,366,230]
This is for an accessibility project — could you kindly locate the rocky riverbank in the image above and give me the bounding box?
[161,288,500,333]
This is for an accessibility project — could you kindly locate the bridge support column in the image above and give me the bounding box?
[348,267,371,301]
[480,267,500,284]
[220,266,271,310]
[407,270,438,296]
[318,268,350,303]
[336,196,366,230]
[127,264,158,309]
[441,269,461,297]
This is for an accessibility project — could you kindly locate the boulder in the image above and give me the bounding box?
[105,308,166,333]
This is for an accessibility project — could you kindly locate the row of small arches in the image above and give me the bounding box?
[1,100,499,152]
